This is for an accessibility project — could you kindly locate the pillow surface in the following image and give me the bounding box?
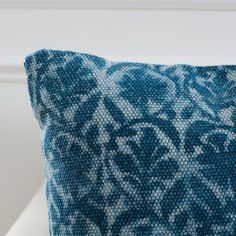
[25,49,236,236]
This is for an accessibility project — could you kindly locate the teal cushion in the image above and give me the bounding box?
[25,49,236,236]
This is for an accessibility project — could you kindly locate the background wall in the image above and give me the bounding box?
[0,82,43,236]
[0,2,236,235]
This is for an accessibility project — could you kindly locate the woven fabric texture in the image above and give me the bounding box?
[25,49,236,236]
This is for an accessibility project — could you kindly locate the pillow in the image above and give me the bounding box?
[25,49,236,236]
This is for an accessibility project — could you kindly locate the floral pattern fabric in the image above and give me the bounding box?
[25,49,236,236]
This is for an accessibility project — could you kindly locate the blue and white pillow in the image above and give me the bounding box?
[25,49,236,236]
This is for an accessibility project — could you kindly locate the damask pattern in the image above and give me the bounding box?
[25,49,236,236]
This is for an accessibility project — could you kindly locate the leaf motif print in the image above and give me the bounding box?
[129,118,181,150]
[103,96,127,124]
[111,207,162,236]
[184,66,236,123]
[25,49,236,236]
[86,124,102,155]
[190,202,214,235]
[118,69,168,113]
[79,192,108,236]
[114,153,138,176]
[107,126,177,209]
[74,92,101,129]
[197,140,236,191]
[184,121,216,153]
[152,159,179,180]
[161,180,185,221]
[190,177,224,222]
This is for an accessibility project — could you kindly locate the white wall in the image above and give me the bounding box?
[0,7,236,235]
[1,9,236,65]
[0,83,43,235]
